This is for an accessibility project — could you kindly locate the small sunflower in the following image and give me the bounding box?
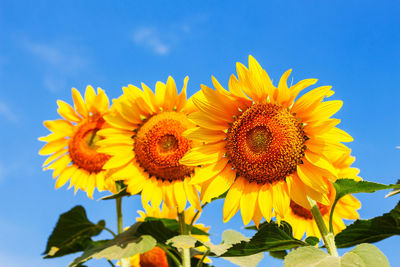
[98,77,200,212]
[283,183,360,240]
[128,204,210,266]
[39,86,116,197]
[180,56,355,226]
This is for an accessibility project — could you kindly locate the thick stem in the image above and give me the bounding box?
[116,197,123,234]
[115,182,129,267]
[178,211,191,267]
[307,196,338,257]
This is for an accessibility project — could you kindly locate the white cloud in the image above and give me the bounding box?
[0,162,5,183]
[25,41,86,73]
[23,40,88,92]
[0,100,17,123]
[133,27,170,55]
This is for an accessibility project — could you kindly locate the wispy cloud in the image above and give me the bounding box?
[0,100,17,123]
[133,27,170,55]
[24,40,88,92]
[0,162,5,184]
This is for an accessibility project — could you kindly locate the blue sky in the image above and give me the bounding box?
[0,0,399,266]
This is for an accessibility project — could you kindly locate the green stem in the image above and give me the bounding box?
[189,203,208,233]
[116,197,123,234]
[178,211,191,267]
[196,246,210,267]
[158,243,182,267]
[329,200,339,233]
[102,226,117,238]
[107,260,116,267]
[115,182,129,267]
[307,196,338,257]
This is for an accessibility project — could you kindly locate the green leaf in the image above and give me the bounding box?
[385,179,400,198]
[221,221,307,257]
[222,253,264,267]
[167,231,264,267]
[335,201,400,248]
[98,187,130,200]
[284,246,340,267]
[330,179,400,232]
[269,250,287,260]
[69,229,156,267]
[304,236,319,246]
[43,206,105,258]
[341,243,390,267]
[144,217,209,236]
[333,179,400,200]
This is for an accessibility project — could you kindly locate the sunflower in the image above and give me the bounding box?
[97,77,201,212]
[180,56,354,226]
[39,86,116,197]
[283,183,360,240]
[127,204,210,267]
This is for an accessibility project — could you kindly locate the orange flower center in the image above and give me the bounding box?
[290,200,329,220]
[68,115,110,173]
[226,103,307,184]
[139,246,169,267]
[134,112,195,181]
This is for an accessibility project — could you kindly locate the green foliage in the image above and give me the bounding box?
[330,179,400,232]
[69,230,156,266]
[222,221,307,257]
[43,206,106,258]
[167,230,264,267]
[335,201,400,248]
[385,179,400,197]
[284,244,390,267]
[283,246,338,267]
[144,217,209,236]
[304,236,319,246]
[99,187,130,200]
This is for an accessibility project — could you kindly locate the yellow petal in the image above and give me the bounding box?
[223,177,245,223]
[39,139,68,155]
[184,179,201,211]
[271,181,290,218]
[165,76,178,111]
[258,183,273,222]
[180,142,226,166]
[175,76,189,112]
[187,112,229,131]
[174,181,187,212]
[55,166,76,189]
[190,158,229,184]
[43,119,74,135]
[201,164,236,203]
[86,173,96,198]
[84,85,96,112]
[239,181,259,225]
[103,153,134,169]
[57,100,81,122]
[72,88,88,117]
[183,127,226,143]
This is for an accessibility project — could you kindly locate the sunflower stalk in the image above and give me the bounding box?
[178,211,191,267]
[115,183,129,267]
[307,196,338,257]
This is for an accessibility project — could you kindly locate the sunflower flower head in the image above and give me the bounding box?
[180,56,355,226]
[39,86,115,198]
[283,178,361,239]
[97,77,201,212]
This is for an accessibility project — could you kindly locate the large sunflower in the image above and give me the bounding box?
[97,77,201,212]
[39,86,116,197]
[180,56,354,226]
